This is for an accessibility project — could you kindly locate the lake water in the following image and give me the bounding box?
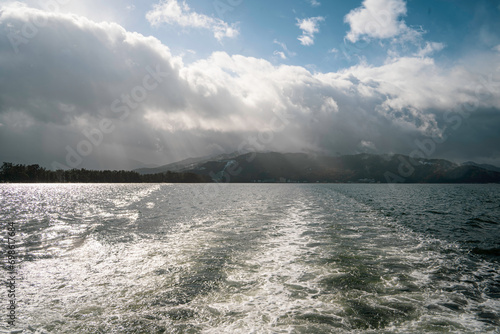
[1,184,499,333]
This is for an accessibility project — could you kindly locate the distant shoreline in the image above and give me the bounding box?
[0,162,208,184]
[2,156,500,184]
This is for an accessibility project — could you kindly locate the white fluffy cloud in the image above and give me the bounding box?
[146,0,239,41]
[344,0,416,43]
[1,4,500,169]
[296,16,324,46]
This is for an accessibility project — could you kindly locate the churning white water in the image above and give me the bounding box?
[0,184,499,333]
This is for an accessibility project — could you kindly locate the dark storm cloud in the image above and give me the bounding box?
[0,4,499,169]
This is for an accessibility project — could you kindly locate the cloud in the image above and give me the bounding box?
[273,51,287,60]
[415,42,445,57]
[296,16,324,46]
[298,35,313,46]
[0,4,499,169]
[359,140,377,152]
[344,0,419,43]
[309,0,321,7]
[273,39,296,59]
[146,0,239,41]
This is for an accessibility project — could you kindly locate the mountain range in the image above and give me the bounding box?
[135,152,500,183]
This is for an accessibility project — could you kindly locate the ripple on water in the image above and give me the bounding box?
[1,184,499,333]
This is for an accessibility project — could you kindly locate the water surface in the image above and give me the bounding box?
[0,184,499,333]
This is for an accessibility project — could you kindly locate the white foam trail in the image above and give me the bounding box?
[201,203,343,333]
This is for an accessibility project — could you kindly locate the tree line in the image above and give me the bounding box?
[0,162,210,183]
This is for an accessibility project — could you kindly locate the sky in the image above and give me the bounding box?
[0,0,500,170]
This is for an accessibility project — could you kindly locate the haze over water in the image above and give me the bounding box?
[1,183,499,333]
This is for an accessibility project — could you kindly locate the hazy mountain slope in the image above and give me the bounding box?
[181,152,500,183]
